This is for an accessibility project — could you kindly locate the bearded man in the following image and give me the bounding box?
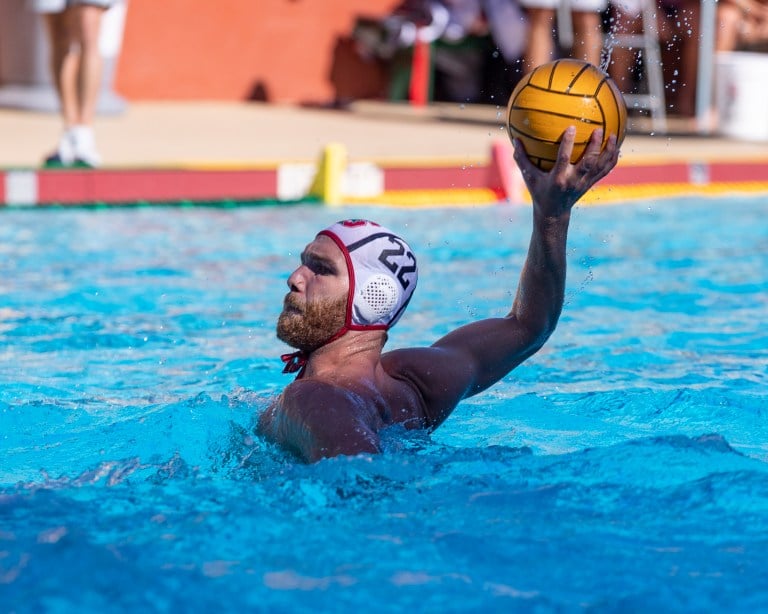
[258,128,619,462]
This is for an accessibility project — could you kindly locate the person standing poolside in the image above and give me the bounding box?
[519,0,606,71]
[30,0,115,167]
[717,0,768,52]
[258,128,620,462]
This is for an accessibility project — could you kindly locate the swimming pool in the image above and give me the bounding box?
[2,196,767,611]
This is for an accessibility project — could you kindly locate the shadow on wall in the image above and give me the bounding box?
[329,35,389,106]
[247,81,271,103]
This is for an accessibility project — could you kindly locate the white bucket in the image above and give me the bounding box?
[715,52,768,142]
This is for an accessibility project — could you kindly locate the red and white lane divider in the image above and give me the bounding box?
[2,142,767,207]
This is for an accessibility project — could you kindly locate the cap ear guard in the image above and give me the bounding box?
[355,274,401,325]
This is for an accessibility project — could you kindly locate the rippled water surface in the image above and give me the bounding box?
[2,197,767,611]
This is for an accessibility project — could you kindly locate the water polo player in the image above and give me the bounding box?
[257,128,620,461]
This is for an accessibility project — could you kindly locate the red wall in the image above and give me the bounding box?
[115,0,396,103]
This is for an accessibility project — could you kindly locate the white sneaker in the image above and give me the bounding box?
[44,129,76,167]
[71,125,102,168]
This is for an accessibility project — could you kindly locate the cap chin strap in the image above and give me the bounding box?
[280,324,351,379]
[281,350,309,375]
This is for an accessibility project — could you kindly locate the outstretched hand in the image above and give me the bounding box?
[513,127,620,217]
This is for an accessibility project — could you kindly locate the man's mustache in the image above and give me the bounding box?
[282,293,303,313]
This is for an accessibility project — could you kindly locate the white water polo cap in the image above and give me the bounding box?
[319,219,418,331]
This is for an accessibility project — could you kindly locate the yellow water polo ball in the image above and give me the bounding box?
[506,59,627,170]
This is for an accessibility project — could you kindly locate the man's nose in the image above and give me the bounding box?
[287,267,306,291]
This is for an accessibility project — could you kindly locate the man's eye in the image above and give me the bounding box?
[304,259,332,275]
[313,264,332,275]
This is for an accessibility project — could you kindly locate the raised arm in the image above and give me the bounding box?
[389,127,619,427]
[508,127,619,340]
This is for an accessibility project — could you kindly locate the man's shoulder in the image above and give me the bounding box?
[380,344,474,429]
[381,345,436,367]
[381,345,455,382]
[282,377,365,409]
[266,378,382,461]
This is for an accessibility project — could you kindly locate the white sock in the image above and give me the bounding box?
[54,127,77,165]
[71,125,102,167]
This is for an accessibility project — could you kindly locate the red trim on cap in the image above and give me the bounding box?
[318,229,355,334]
[317,228,389,334]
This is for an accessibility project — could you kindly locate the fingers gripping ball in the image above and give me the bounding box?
[506,59,627,170]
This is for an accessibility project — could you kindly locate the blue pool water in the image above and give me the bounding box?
[1,196,767,611]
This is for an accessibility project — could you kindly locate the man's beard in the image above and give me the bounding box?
[276,293,348,352]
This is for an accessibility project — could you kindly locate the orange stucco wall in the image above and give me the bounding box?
[115,0,397,103]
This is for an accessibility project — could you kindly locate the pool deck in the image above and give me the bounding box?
[1,100,767,206]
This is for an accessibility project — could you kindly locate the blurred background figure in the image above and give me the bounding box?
[607,0,700,117]
[716,0,768,52]
[439,0,527,101]
[518,0,606,70]
[30,0,115,167]
[352,0,527,104]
